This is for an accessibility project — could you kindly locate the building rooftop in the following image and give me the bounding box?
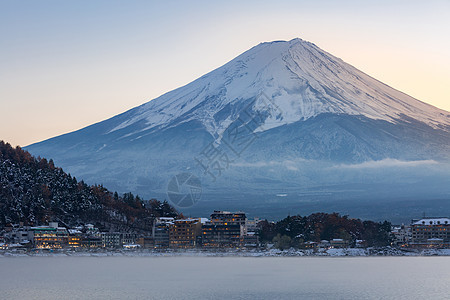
[412,218,450,225]
[174,218,200,223]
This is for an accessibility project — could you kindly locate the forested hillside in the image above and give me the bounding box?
[0,141,177,232]
[259,213,392,248]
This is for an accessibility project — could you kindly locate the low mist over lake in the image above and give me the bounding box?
[1,256,449,299]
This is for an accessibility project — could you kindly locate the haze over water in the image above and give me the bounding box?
[1,256,449,299]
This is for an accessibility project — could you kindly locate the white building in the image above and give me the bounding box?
[391,225,412,246]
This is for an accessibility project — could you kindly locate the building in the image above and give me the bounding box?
[202,223,242,248]
[355,239,368,248]
[31,222,68,249]
[391,225,412,247]
[410,218,450,248]
[123,244,140,250]
[152,217,175,236]
[154,224,170,248]
[122,233,137,246]
[242,232,259,248]
[330,239,349,248]
[136,237,155,249]
[153,217,174,248]
[210,211,247,236]
[300,241,319,250]
[101,232,122,248]
[68,229,83,249]
[169,218,202,249]
[246,217,261,233]
[100,232,137,248]
[81,235,102,248]
[4,224,33,244]
[84,224,97,233]
[202,211,250,248]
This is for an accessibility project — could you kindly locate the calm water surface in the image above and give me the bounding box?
[0,256,449,299]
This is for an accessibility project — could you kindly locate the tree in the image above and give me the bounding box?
[273,234,292,250]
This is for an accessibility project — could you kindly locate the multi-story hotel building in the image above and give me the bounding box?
[202,223,242,248]
[202,211,249,248]
[31,222,68,249]
[411,218,449,248]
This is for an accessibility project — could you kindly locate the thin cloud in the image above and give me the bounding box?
[231,159,305,170]
[333,159,439,169]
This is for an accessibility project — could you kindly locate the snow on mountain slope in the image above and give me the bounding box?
[108,38,450,140]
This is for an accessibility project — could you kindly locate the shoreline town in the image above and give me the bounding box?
[1,210,449,257]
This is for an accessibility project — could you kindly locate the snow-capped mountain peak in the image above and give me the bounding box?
[108,38,450,138]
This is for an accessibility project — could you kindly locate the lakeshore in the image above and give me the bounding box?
[1,247,450,258]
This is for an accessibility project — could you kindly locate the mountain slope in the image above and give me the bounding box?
[26,38,450,220]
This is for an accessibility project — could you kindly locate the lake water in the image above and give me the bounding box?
[0,256,449,299]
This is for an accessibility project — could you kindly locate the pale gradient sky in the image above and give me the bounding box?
[1,0,449,147]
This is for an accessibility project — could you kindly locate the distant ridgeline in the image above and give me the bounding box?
[0,141,178,231]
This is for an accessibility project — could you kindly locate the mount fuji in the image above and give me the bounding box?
[26,38,450,221]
